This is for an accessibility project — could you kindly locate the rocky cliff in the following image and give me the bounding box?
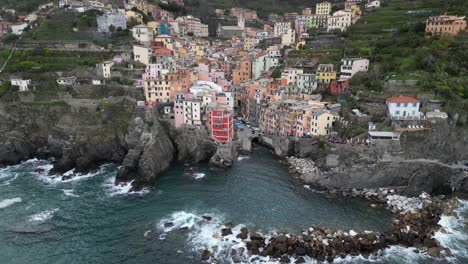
[0,99,218,191]
[289,121,468,197]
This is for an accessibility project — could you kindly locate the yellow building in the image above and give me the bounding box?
[155,35,174,50]
[147,21,159,35]
[316,1,332,15]
[310,110,338,136]
[316,64,337,84]
[143,75,171,104]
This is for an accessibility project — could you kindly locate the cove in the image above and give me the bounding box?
[0,146,394,264]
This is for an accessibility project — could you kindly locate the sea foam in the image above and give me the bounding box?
[0,197,22,209]
[29,208,59,222]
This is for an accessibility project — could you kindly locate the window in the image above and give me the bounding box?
[395,110,400,115]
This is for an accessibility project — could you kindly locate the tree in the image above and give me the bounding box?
[271,68,282,79]
[109,25,116,33]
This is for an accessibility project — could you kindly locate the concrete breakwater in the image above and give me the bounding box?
[201,194,459,263]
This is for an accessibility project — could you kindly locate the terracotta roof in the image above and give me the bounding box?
[386,96,420,103]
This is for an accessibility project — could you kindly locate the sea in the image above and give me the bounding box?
[0,147,466,264]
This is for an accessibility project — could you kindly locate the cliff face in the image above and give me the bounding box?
[116,108,175,190]
[307,121,468,197]
[0,100,131,171]
[0,100,217,191]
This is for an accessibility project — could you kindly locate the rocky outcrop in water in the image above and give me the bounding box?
[116,107,175,191]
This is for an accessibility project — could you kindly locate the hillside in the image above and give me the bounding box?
[1,0,49,14]
[342,0,468,124]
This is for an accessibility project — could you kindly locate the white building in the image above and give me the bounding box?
[133,45,152,65]
[96,61,114,78]
[310,110,339,136]
[281,68,304,86]
[340,58,369,79]
[295,16,309,36]
[366,0,381,10]
[11,23,28,35]
[10,78,31,92]
[297,73,317,94]
[255,31,269,41]
[386,96,421,118]
[281,28,296,46]
[327,10,352,32]
[131,25,154,44]
[274,22,290,37]
[183,99,202,126]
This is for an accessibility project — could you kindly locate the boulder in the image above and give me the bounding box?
[201,250,211,261]
[231,255,242,263]
[163,222,174,228]
[279,255,290,263]
[202,216,212,221]
[221,228,233,236]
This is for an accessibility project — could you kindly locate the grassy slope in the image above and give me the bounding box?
[342,0,468,123]
[1,0,49,14]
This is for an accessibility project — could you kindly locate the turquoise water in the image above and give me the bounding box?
[0,147,466,264]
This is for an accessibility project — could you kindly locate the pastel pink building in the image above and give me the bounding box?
[174,92,194,128]
[142,64,164,81]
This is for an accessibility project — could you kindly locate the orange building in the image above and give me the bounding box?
[168,69,194,99]
[426,15,467,36]
[232,59,252,85]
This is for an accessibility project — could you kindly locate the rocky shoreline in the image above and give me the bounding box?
[199,193,460,263]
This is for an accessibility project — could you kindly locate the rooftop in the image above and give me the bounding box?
[386,96,420,103]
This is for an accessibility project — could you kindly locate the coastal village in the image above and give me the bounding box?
[0,1,468,263]
[1,0,466,151]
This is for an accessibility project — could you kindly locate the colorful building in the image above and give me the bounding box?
[425,15,467,36]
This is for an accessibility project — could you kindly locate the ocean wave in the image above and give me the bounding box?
[103,177,149,196]
[0,197,22,209]
[193,173,206,180]
[35,165,108,184]
[238,156,250,161]
[434,199,468,260]
[158,211,252,261]
[62,189,80,197]
[0,173,19,186]
[29,208,59,222]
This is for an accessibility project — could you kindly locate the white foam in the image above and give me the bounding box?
[62,189,80,197]
[303,185,310,189]
[0,173,18,186]
[434,199,468,259]
[36,165,107,184]
[103,177,149,196]
[29,208,59,222]
[237,156,250,161]
[158,211,251,261]
[193,173,206,180]
[0,197,22,209]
